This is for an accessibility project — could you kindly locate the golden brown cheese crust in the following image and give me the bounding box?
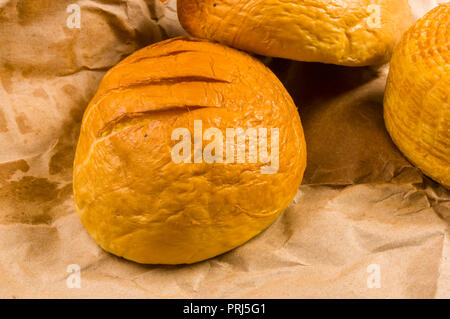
[73,37,307,264]
[384,4,450,188]
[178,0,413,66]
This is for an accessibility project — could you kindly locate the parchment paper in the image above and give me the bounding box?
[0,0,448,298]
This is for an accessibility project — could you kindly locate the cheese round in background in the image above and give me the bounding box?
[384,4,450,188]
[178,0,413,66]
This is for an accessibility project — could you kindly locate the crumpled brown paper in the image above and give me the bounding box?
[0,0,448,298]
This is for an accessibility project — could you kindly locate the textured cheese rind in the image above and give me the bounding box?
[384,4,450,188]
[178,0,413,66]
[73,37,307,264]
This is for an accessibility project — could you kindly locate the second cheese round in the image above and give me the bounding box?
[178,0,413,66]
